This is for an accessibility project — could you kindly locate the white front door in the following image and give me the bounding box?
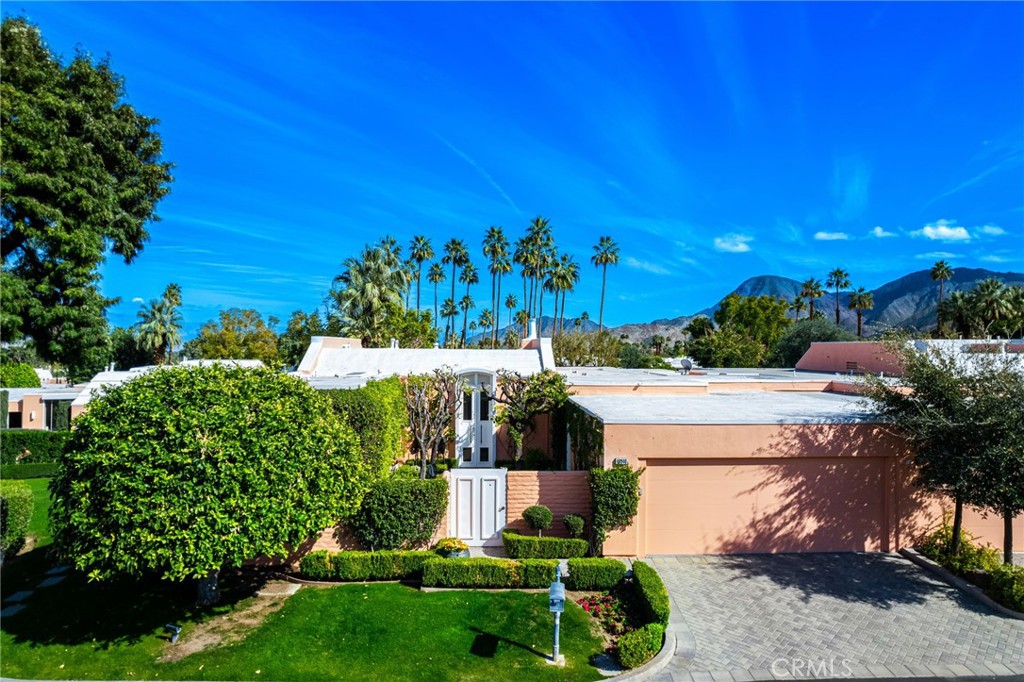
[456,372,495,468]
[449,468,507,547]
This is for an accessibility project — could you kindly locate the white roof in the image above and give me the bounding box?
[4,385,83,402]
[296,336,546,381]
[570,391,877,425]
[72,359,264,408]
[557,366,842,388]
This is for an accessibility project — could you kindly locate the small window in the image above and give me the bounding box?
[462,447,473,462]
[479,392,490,421]
[479,447,490,463]
[462,395,473,421]
[8,412,22,429]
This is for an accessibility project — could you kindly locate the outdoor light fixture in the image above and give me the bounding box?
[164,624,182,643]
[548,566,565,664]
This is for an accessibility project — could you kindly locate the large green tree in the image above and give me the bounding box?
[50,365,370,603]
[187,308,280,365]
[491,369,570,462]
[1,17,173,378]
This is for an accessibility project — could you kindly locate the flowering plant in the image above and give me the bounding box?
[434,537,469,553]
[576,592,632,636]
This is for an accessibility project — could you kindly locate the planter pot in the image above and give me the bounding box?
[439,549,470,559]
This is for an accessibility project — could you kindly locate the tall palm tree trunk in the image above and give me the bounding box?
[809,299,815,319]
[416,266,423,310]
[835,288,841,326]
[494,275,502,348]
[433,285,439,343]
[937,280,945,333]
[560,291,567,334]
[857,311,863,337]
[599,264,608,332]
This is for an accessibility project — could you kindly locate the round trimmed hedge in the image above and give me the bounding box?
[50,365,371,582]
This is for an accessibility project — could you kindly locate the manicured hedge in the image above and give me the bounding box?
[502,530,588,559]
[566,558,627,590]
[324,377,407,479]
[0,363,40,388]
[617,622,665,669]
[1,430,71,465]
[299,549,436,581]
[421,557,559,588]
[989,563,1024,613]
[0,463,59,479]
[0,480,33,560]
[632,560,671,626]
[350,476,448,550]
[590,464,642,548]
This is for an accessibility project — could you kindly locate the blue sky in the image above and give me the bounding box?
[9,2,1023,334]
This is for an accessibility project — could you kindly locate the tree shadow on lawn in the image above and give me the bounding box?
[468,626,546,660]
[2,548,270,649]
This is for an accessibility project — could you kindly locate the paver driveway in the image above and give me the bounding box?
[649,553,1024,680]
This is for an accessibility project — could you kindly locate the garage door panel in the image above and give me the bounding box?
[644,458,886,554]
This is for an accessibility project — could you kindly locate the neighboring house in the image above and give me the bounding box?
[4,385,82,430]
[797,338,1024,375]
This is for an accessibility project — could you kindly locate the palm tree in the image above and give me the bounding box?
[136,283,184,364]
[939,290,975,337]
[459,262,479,346]
[332,244,407,347]
[525,217,553,319]
[847,287,874,337]
[478,309,494,348]
[409,236,434,311]
[441,239,468,344]
[800,278,824,319]
[929,260,953,334]
[484,226,511,347]
[490,254,512,347]
[826,268,851,326]
[515,309,529,337]
[591,236,620,332]
[790,296,807,321]
[441,298,458,346]
[552,254,580,334]
[427,262,445,338]
[972,278,1010,335]
[1004,286,1024,338]
[505,294,518,336]
[459,295,475,347]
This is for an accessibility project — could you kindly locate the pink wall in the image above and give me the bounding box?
[505,471,591,536]
[796,342,902,374]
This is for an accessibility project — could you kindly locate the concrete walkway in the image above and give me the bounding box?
[647,553,1024,681]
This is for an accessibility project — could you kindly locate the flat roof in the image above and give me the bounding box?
[4,385,83,401]
[299,343,545,379]
[557,366,843,387]
[570,391,877,425]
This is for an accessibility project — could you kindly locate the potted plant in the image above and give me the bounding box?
[435,537,470,558]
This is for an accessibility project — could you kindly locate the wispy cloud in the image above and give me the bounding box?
[978,224,1006,236]
[813,231,849,241]
[623,256,671,275]
[713,233,753,253]
[131,297,145,303]
[912,219,971,242]
[915,251,959,260]
[869,226,896,238]
[980,254,1011,263]
[831,155,871,222]
[924,140,1024,209]
[434,133,521,215]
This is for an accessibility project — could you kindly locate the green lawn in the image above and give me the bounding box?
[23,477,53,547]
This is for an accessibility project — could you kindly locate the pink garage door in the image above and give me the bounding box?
[643,458,888,555]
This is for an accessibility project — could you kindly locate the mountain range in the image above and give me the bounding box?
[481,268,1024,344]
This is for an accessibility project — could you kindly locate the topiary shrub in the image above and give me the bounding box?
[299,550,332,579]
[632,560,671,626]
[502,530,588,559]
[590,464,642,550]
[0,363,41,388]
[49,365,371,604]
[324,377,407,479]
[616,622,664,669]
[523,505,553,537]
[0,480,33,562]
[563,513,585,539]
[519,558,560,588]
[1,430,71,465]
[349,476,447,550]
[566,558,627,590]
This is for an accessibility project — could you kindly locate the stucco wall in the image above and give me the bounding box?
[504,470,591,537]
[796,342,903,375]
[7,395,46,429]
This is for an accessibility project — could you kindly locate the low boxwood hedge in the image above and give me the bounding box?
[421,557,559,588]
[299,549,436,581]
[0,480,33,559]
[1,430,71,465]
[0,463,59,479]
[616,622,664,669]
[565,558,626,590]
[632,560,670,626]
[502,530,588,559]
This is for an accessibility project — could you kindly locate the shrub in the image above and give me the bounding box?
[566,558,627,590]
[563,513,585,538]
[918,523,1000,574]
[502,530,588,559]
[422,558,521,588]
[350,477,448,550]
[0,480,33,560]
[1,430,71,465]
[633,560,671,626]
[523,505,553,536]
[617,622,665,669]
[51,401,71,431]
[300,550,332,579]
[0,363,40,388]
[1,389,8,427]
[0,463,59,479]
[434,537,468,554]
[519,559,560,588]
[772,317,856,367]
[324,378,407,479]
[989,563,1024,613]
[299,549,437,581]
[523,448,554,471]
[590,464,642,548]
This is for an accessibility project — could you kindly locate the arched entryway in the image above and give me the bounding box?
[455,371,496,468]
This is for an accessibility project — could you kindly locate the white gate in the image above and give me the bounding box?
[449,468,507,547]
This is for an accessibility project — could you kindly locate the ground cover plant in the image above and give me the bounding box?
[918,523,1024,613]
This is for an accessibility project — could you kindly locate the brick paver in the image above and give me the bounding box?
[650,553,1024,674]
